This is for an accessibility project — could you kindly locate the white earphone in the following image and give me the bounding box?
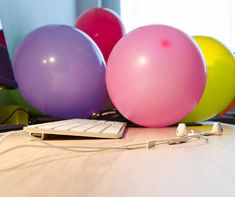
[210,122,223,135]
[176,123,189,137]
[176,122,223,138]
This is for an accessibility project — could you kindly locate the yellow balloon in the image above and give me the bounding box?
[182,36,235,123]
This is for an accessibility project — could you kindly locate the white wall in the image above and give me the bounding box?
[0,0,77,60]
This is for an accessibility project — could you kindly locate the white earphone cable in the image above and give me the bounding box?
[0,129,207,156]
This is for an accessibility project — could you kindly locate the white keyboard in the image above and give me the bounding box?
[23,119,127,139]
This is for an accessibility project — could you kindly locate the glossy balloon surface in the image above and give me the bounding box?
[13,25,106,119]
[106,25,206,127]
[182,36,235,122]
[75,8,125,62]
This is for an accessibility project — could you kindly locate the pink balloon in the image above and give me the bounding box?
[106,25,206,127]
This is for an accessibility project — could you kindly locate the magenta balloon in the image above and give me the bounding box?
[13,25,106,119]
[106,25,206,127]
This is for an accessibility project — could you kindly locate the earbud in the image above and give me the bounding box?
[176,123,199,138]
[202,122,223,136]
[176,123,189,137]
[211,122,223,135]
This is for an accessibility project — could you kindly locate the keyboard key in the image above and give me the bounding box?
[103,122,126,134]
[55,122,87,130]
[87,123,112,133]
[70,122,98,132]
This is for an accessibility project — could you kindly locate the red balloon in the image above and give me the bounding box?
[75,8,125,62]
[0,30,7,47]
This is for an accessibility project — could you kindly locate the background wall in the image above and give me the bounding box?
[76,0,101,17]
[0,0,78,60]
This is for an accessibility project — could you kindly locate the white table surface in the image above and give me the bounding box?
[0,122,235,197]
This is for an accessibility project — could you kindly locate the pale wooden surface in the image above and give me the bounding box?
[0,123,235,197]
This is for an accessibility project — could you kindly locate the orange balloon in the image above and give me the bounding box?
[220,98,235,115]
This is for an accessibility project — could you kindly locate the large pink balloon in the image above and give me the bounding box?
[106,25,206,127]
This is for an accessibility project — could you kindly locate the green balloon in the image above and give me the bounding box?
[0,89,16,105]
[10,89,43,115]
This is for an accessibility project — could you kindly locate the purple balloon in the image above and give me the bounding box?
[13,25,107,119]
